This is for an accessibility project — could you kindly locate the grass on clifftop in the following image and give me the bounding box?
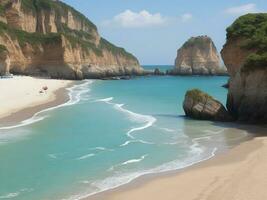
[99,38,137,61]
[20,0,97,31]
[226,13,267,72]
[0,0,138,61]
[182,36,215,50]
[185,89,213,102]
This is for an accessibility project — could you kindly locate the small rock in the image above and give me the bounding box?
[154,68,165,76]
[183,89,233,121]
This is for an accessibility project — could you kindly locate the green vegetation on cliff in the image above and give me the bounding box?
[0,44,7,53]
[20,0,97,31]
[99,38,137,60]
[226,13,267,72]
[0,21,61,46]
[0,4,5,16]
[0,0,138,63]
[185,89,213,102]
[182,36,215,50]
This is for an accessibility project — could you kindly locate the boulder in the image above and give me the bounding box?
[183,89,232,121]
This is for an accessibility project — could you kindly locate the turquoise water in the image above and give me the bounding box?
[0,74,249,200]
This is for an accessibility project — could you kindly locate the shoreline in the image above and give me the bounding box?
[88,126,267,200]
[0,76,74,127]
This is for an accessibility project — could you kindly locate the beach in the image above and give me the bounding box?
[0,76,72,125]
[91,129,267,200]
[0,75,265,200]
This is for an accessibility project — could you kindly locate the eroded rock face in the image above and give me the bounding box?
[173,36,226,75]
[221,13,267,123]
[0,51,10,75]
[0,0,143,79]
[183,89,232,121]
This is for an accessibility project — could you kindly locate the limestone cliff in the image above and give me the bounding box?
[221,13,267,123]
[173,36,226,75]
[0,0,143,79]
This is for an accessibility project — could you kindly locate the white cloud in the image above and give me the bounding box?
[224,3,259,15]
[181,13,193,22]
[102,10,167,28]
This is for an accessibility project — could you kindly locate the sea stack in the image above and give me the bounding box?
[173,36,226,75]
[221,13,267,123]
[0,0,143,79]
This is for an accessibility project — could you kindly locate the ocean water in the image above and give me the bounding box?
[0,72,250,200]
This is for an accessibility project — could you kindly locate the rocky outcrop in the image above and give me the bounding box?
[172,36,227,75]
[221,13,267,123]
[154,68,165,76]
[0,0,143,79]
[0,46,10,75]
[183,89,232,121]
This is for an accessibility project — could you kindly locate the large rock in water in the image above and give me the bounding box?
[172,36,227,75]
[183,89,232,121]
[221,13,267,123]
[0,0,144,80]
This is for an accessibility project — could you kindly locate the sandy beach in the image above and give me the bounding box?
[0,76,72,125]
[90,128,267,200]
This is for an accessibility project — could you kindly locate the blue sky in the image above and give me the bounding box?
[62,0,267,65]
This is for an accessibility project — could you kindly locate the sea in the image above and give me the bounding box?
[0,65,250,200]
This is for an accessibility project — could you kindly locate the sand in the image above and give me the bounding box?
[0,76,72,125]
[91,132,267,200]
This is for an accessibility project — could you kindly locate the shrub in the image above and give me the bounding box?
[226,14,267,71]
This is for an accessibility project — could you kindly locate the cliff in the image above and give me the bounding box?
[172,36,226,75]
[0,0,143,79]
[221,13,267,123]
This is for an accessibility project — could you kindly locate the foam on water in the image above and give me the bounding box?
[108,154,148,171]
[76,153,95,161]
[0,188,33,199]
[95,97,157,139]
[0,80,93,131]
[89,147,114,152]
[63,142,218,200]
[119,139,154,147]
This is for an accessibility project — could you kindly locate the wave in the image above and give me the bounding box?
[203,128,226,134]
[64,145,218,200]
[0,80,93,131]
[94,97,114,103]
[0,192,19,199]
[108,154,148,171]
[0,188,33,199]
[159,127,176,133]
[121,155,147,165]
[48,154,58,159]
[76,153,95,160]
[89,147,114,152]
[113,104,157,139]
[119,140,154,147]
[95,97,157,139]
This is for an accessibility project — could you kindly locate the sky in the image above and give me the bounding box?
[62,0,267,65]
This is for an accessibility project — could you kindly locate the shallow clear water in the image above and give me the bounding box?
[0,73,249,200]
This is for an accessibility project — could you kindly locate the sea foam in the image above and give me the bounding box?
[95,97,157,139]
[63,144,218,200]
